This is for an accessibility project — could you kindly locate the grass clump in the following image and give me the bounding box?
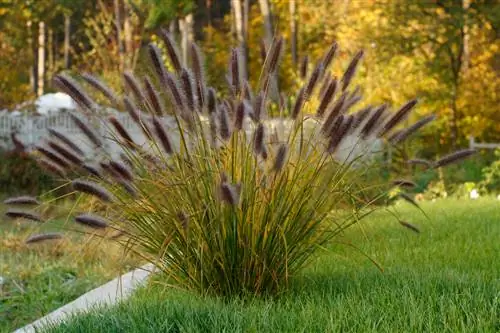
[3,35,476,297]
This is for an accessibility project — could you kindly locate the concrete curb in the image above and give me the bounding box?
[13,263,155,333]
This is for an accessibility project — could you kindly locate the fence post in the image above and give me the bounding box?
[469,136,475,150]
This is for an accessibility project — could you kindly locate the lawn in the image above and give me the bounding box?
[0,201,140,333]
[43,198,500,332]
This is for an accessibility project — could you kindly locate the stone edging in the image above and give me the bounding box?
[13,263,154,333]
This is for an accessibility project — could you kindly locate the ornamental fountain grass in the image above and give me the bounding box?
[3,32,475,297]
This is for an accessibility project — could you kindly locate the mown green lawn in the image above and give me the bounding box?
[44,198,500,332]
[0,203,139,333]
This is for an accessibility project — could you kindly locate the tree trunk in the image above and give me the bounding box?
[258,0,279,100]
[27,20,36,94]
[290,0,298,67]
[48,28,54,75]
[64,13,71,69]
[462,0,470,73]
[114,0,124,71]
[179,14,194,66]
[37,21,45,97]
[258,0,274,45]
[232,0,248,79]
[123,1,133,69]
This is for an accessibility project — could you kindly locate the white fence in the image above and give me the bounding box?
[469,136,500,150]
[0,108,382,164]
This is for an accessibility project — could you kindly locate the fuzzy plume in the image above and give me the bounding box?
[361,105,387,138]
[4,196,40,205]
[38,159,66,177]
[75,213,109,229]
[322,42,338,71]
[291,87,305,119]
[81,73,119,107]
[108,116,136,148]
[148,43,168,84]
[389,114,436,144]
[219,182,240,206]
[317,79,337,116]
[304,64,323,100]
[207,87,217,114]
[47,140,83,165]
[273,144,288,172]
[160,29,182,74]
[144,76,164,116]
[123,71,146,105]
[341,50,364,91]
[327,115,353,153]
[407,158,432,168]
[180,69,196,112]
[152,116,173,154]
[48,128,85,156]
[399,220,420,233]
[392,179,417,188]
[433,149,477,168]
[72,179,114,202]
[234,102,246,130]
[164,72,186,110]
[25,233,63,244]
[69,113,103,148]
[109,160,134,181]
[379,99,418,137]
[351,106,372,130]
[36,146,70,169]
[53,74,95,112]
[6,209,43,222]
[321,93,347,134]
[219,105,232,140]
[82,163,103,178]
[229,48,241,96]
[253,91,266,122]
[267,37,283,75]
[300,55,309,79]
[123,97,153,140]
[190,41,206,109]
[253,123,266,156]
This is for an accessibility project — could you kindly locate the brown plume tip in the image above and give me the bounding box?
[152,116,173,154]
[47,140,83,165]
[6,209,43,222]
[48,128,85,156]
[341,50,364,91]
[234,102,246,130]
[4,196,40,206]
[399,220,420,234]
[220,182,241,206]
[160,29,182,74]
[299,55,309,79]
[72,179,114,202]
[253,123,266,156]
[407,159,432,168]
[433,149,477,168]
[26,232,63,244]
[109,160,134,181]
[75,213,109,229]
[273,144,288,172]
[392,179,417,188]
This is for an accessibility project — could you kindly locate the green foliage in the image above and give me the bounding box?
[0,150,55,195]
[479,149,500,194]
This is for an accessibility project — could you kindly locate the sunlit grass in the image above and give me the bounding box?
[44,198,500,332]
[0,201,140,333]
